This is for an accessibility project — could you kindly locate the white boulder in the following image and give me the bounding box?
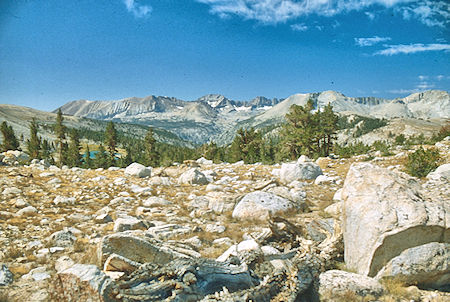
[124,163,151,178]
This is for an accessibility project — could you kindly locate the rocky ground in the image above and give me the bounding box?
[0,140,449,301]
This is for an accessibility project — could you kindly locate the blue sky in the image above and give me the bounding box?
[1,0,449,111]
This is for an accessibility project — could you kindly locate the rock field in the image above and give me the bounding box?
[0,140,449,301]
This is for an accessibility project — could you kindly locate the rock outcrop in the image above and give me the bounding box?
[342,162,449,288]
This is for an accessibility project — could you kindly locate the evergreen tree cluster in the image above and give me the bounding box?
[0,121,19,152]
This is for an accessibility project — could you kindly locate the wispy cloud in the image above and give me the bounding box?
[375,43,450,55]
[195,0,448,27]
[290,23,308,32]
[389,74,448,94]
[123,0,152,18]
[355,36,391,47]
[395,0,450,28]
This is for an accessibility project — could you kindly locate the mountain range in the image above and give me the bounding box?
[56,90,450,144]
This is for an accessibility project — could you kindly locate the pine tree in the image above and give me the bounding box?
[95,144,108,168]
[105,121,118,165]
[143,128,159,167]
[228,128,262,164]
[67,128,82,167]
[54,109,66,167]
[0,121,19,151]
[26,118,41,159]
[83,144,92,168]
[319,103,338,157]
[41,139,54,164]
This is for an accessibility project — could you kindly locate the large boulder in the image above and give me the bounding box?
[232,191,296,221]
[54,264,115,302]
[375,242,450,289]
[124,163,151,178]
[279,160,322,184]
[342,163,449,279]
[178,168,209,185]
[318,270,385,301]
[427,163,450,181]
[98,233,174,266]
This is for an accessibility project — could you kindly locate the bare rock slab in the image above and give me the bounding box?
[99,233,174,266]
[342,163,448,277]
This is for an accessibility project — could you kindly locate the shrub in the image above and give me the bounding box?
[405,147,440,178]
[394,134,406,145]
[372,140,392,156]
[334,142,371,158]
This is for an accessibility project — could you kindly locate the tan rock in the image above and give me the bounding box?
[342,163,449,277]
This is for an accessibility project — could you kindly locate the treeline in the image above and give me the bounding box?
[199,100,339,164]
[2,103,449,167]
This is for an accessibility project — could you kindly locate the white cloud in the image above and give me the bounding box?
[196,0,414,23]
[196,1,449,27]
[355,36,391,47]
[375,43,450,55]
[123,0,152,18]
[290,23,308,31]
[418,75,428,81]
[395,1,450,28]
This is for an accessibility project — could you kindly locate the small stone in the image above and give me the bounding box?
[113,216,146,232]
[0,264,13,286]
[17,206,37,217]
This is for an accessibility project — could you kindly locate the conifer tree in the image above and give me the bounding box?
[95,144,108,168]
[105,121,118,165]
[0,121,19,151]
[143,128,159,167]
[26,118,41,159]
[228,128,262,164]
[83,144,92,168]
[280,100,338,159]
[54,109,66,167]
[320,103,339,156]
[67,128,82,167]
[41,139,54,164]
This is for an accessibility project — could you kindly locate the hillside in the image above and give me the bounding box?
[0,104,192,148]
[56,90,450,145]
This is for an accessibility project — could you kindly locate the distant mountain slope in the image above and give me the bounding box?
[0,104,191,147]
[57,94,282,144]
[55,90,449,145]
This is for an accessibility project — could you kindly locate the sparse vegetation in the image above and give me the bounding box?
[405,147,441,177]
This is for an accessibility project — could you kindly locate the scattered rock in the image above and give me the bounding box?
[16,206,37,217]
[54,264,115,301]
[232,191,296,221]
[318,270,385,300]
[178,168,210,185]
[113,216,146,232]
[51,229,77,247]
[0,264,13,286]
[279,160,322,183]
[124,163,151,178]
